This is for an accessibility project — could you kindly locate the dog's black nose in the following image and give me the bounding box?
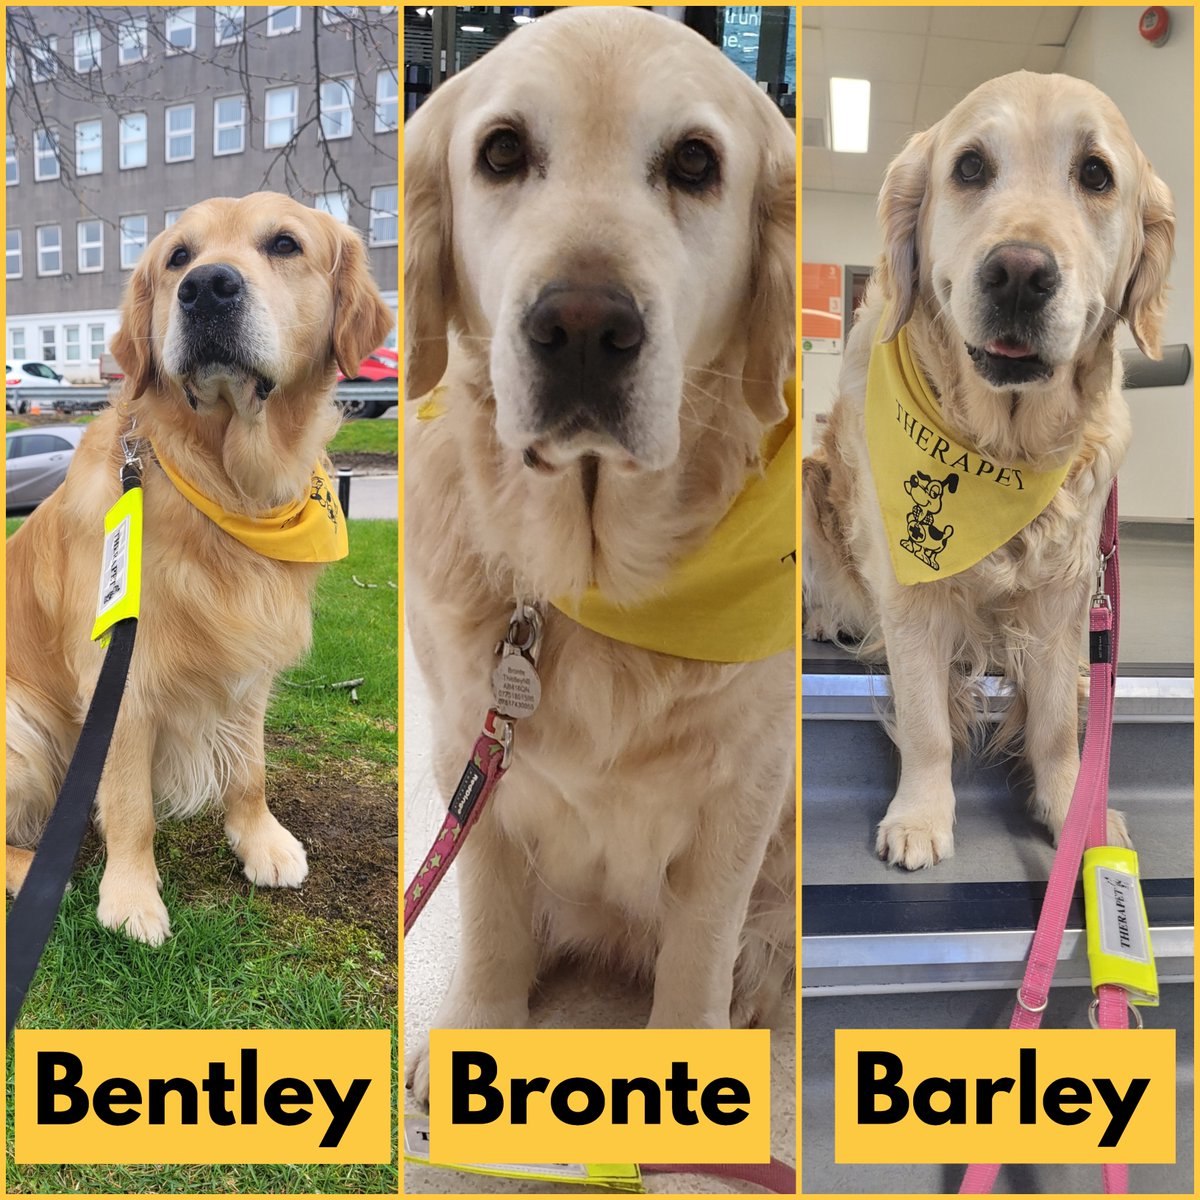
[525,285,644,376]
[979,243,1060,317]
[178,263,244,317]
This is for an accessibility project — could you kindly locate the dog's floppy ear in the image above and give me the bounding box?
[877,128,934,343]
[332,223,394,379]
[1122,165,1174,360]
[404,89,457,399]
[742,137,796,426]
[110,252,158,399]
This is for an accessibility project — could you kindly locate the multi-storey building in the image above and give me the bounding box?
[6,5,398,381]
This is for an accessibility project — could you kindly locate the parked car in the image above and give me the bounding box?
[6,362,65,413]
[6,424,85,508]
[337,347,397,418]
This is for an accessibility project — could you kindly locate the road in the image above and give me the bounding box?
[341,472,398,520]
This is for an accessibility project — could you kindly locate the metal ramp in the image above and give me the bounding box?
[800,524,1194,1193]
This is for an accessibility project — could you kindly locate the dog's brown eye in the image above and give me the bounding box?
[954,151,986,184]
[481,128,525,176]
[269,233,301,256]
[167,246,190,270]
[1079,156,1113,193]
[669,138,718,188]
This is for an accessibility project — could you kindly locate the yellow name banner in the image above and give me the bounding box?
[835,1029,1175,1164]
[428,1029,771,1164]
[14,1030,392,1164]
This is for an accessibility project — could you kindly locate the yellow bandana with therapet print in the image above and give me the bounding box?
[152,445,349,562]
[554,380,796,663]
[866,325,1070,585]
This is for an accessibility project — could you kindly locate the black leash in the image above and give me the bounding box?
[6,458,142,1041]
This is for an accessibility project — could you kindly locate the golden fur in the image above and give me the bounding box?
[803,73,1174,868]
[6,192,393,943]
[404,7,795,1101]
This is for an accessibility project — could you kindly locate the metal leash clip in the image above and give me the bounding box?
[1092,545,1115,609]
[119,420,144,488]
[491,600,544,761]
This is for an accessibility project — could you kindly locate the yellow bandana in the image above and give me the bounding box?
[866,326,1070,585]
[554,381,796,663]
[152,445,349,563]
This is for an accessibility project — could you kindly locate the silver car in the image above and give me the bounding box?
[6,424,85,508]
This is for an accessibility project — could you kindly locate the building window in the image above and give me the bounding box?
[264,86,298,148]
[6,136,18,186]
[89,323,106,362]
[11,328,27,360]
[165,8,196,54]
[323,7,358,24]
[34,130,60,181]
[369,185,397,246]
[374,70,398,133]
[165,104,195,162]
[165,209,184,228]
[6,229,21,278]
[213,96,247,156]
[77,220,103,272]
[64,326,81,364]
[75,119,102,175]
[316,190,350,224]
[36,225,63,276]
[267,6,301,36]
[214,6,244,46]
[120,215,148,269]
[319,77,355,141]
[74,28,101,72]
[120,114,147,169]
[31,37,57,83]
[41,328,57,362]
[118,18,148,65]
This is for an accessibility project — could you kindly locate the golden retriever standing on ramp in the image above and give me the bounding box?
[6,193,393,943]
[803,73,1174,868]
[404,6,796,1101]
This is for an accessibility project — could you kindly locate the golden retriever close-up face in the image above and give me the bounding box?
[406,6,793,479]
[7,192,393,945]
[880,72,1174,400]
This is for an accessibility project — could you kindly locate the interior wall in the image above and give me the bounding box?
[801,6,1194,520]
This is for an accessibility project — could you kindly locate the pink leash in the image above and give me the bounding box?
[960,483,1131,1194]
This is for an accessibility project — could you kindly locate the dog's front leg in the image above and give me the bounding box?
[223,704,308,888]
[95,711,170,945]
[1021,593,1131,848]
[407,818,538,1106]
[648,820,776,1028]
[876,603,957,869]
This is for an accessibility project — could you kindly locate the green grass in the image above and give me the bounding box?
[328,420,398,456]
[5,516,398,1193]
[269,519,398,771]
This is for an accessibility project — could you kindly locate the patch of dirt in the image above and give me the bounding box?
[330,451,397,477]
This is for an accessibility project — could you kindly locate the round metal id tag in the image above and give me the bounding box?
[492,654,541,719]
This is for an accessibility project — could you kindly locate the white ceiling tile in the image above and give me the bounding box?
[871,119,919,162]
[920,37,1028,89]
[801,7,827,32]
[1024,45,1065,73]
[914,84,969,129]
[929,7,1043,44]
[831,153,893,196]
[802,68,827,117]
[801,155,835,191]
[1033,6,1081,46]
[819,6,933,36]
[822,27,929,85]
[870,80,920,127]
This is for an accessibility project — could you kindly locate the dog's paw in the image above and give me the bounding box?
[228,815,309,888]
[1106,808,1132,848]
[876,817,954,870]
[406,1045,432,1109]
[97,881,171,946]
